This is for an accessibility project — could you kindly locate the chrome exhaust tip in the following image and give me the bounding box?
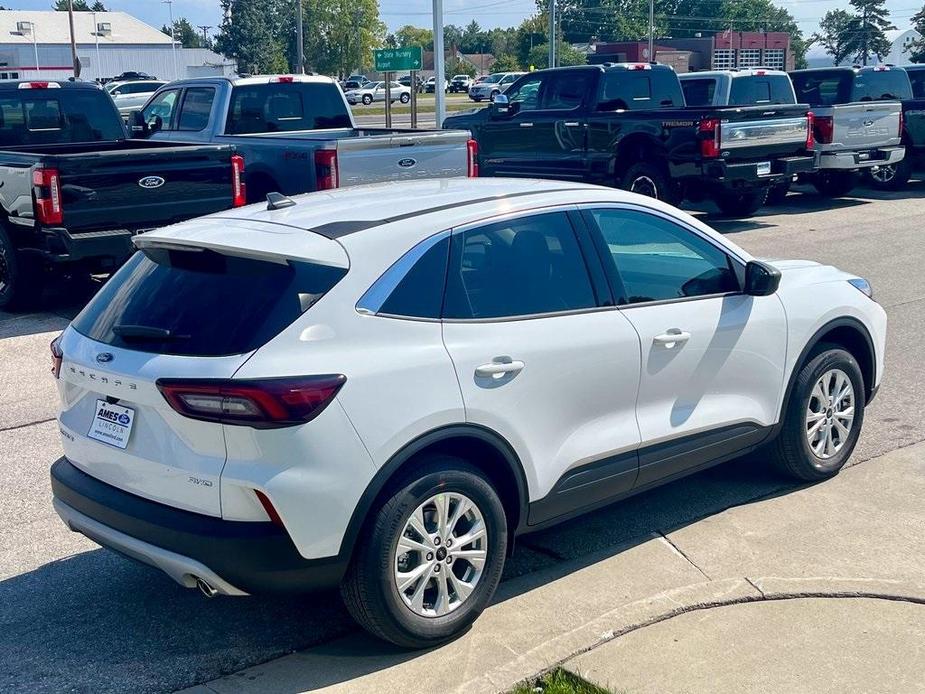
[196,577,219,598]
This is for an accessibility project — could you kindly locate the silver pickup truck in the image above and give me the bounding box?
[128,74,474,203]
[790,66,905,197]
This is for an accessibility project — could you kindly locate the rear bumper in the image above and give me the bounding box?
[816,146,905,170]
[682,155,816,187]
[36,227,135,264]
[50,457,346,595]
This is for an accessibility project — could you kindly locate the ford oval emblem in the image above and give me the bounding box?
[96,352,114,364]
[863,120,874,127]
[397,158,417,168]
[138,175,165,189]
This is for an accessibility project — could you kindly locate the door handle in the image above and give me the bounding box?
[653,329,691,347]
[475,359,525,378]
[519,122,534,127]
[564,121,582,127]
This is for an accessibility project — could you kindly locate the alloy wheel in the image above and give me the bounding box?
[805,368,855,459]
[629,175,659,199]
[393,492,488,617]
[870,165,896,184]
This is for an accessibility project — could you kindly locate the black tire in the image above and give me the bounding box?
[400,93,410,104]
[472,97,482,102]
[362,94,372,105]
[812,170,858,197]
[770,345,866,482]
[0,224,43,311]
[341,456,508,648]
[764,180,791,206]
[619,160,678,205]
[713,188,767,218]
[863,158,912,191]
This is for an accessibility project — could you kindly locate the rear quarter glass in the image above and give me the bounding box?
[71,248,346,357]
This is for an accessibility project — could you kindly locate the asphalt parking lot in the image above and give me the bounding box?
[1,182,924,693]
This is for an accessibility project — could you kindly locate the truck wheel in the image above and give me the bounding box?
[864,159,912,191]
[341,456,507,648]
[769,345,865,482]
[619,162,677,204]
[0,226,42,311]
[765,180,791,206]
[400,93,410,104]
[713,188,767,218]
[362,94,373,105]
[812,171,858,197]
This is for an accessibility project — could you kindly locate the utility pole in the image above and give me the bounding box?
[294,0,304,73]
[547,0,556,68]
[163,0,178,79]
[862,4,869,66]
[433,0,446,126]
[197,25,211,46]
[92,12,101,79]
[648,0,654,62]
[67,0,80,78]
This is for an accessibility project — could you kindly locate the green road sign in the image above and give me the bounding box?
[374,46,423,72]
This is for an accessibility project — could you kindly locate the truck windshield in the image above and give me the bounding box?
[226,83,352,135]
[0,88,124,146]
[791,71,853,106]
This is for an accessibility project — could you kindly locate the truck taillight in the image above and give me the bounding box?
[898,108,904,138]
[814,115,834,144]
[32,167,62,225]
[314,149,339,190]
[699,118,721,158]
[231,154,246,207]
[157,375,346,428]
[467,138,479,177]
[806,111,815,150]
[50,335,63,379]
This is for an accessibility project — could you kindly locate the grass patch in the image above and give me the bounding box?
[349,100,481,117]
[511,668,613,694]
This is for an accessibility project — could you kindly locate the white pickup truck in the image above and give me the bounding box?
[128,74,476,203]
[790,66,906,197]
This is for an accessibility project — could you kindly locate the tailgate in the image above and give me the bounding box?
[828,102,901,150]
[335,129,471,187]
[56,145,236,233]
[717,108,809,157]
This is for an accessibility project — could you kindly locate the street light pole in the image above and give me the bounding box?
[648,0,654,62]
[295,0,304,73]
[29,23,39,76]
[163,0,178,79]
[67,0,80,78]
[547,0,556,68]
[433,0,446,127]
[92,12,100,80]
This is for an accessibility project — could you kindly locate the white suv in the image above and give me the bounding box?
[50,178,886,647]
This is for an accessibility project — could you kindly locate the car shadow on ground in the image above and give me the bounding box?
[0,451,807,694]
[0,276,100,338]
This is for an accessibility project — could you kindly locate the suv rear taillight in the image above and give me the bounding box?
[467,138,479,177]
[157,375,346,428]
[50,335,63,379]
[231,154,246,207]
[699,118,721,158]
[33,167,62,225]
[814,115,834,144]
[806,111,815,150]
[314,149,339,190]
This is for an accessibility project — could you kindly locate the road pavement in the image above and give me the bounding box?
[1,183,924,693]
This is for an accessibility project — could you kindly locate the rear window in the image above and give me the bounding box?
[729,76,795,105]
[851,70,913,101]
[598,70,683,110]
[72,249,346,356]
[225,83,352,134]
[0,89,124,146]
[791,71,852,106]
[681,78,716,106]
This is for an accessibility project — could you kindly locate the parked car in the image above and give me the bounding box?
[129,75,476,203]
[341,75,372,91]
[789,66,905,197]
[468,72,525,101]
[445,63,816,217]
[49,177,886,648]
[425,77,448,93]
[863,64,925,190]
[450,74,473,93]
[106,79,168,116]
[679,68,797,107]
[111,71,157,82]
[0,80,245,310]
[397,74,422,90]
[345,81,412,105]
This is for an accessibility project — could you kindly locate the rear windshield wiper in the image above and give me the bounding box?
[112,324,189,341]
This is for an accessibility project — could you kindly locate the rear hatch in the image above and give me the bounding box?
[56,218,348,516]
[45,142,239,233]
[827,102,901,151]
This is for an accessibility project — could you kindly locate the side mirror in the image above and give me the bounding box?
[490,94,511,118]
[744,260,781,296]
[128,110,149,137]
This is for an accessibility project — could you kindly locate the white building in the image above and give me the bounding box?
[0,10,235,82]
[806,27,923,68]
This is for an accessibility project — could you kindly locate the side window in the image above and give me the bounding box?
[142,88,179,130]
[541,71,593,110]
[444,212,597,319]
[176,87,216,131]
[505,74,544,111]
[589,208,739,304]
[629,76,651,103]
[375,235,450,319]
[909,70,925,99]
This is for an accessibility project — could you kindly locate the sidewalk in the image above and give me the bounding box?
[181,442,925,694]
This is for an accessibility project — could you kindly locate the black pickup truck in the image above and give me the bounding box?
[0,80,244,310]
[864,64,925,190]
[444,63,816,217]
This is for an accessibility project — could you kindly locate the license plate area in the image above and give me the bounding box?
[87,399,135,449]
[756,161,772,176]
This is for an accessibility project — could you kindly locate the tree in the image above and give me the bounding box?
[814,9,855,65]
[215,0,288,74]
[393,24,433,50]
[911,4,925,63]
[53,0,107,9]
[461,20,484,53]
[527,41,588,69]
[162,17,208,49]
[490,53,521,72]
[816,0,894,66]
[445,56,476,79]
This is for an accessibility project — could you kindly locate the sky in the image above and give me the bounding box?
[4,0,922,39]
